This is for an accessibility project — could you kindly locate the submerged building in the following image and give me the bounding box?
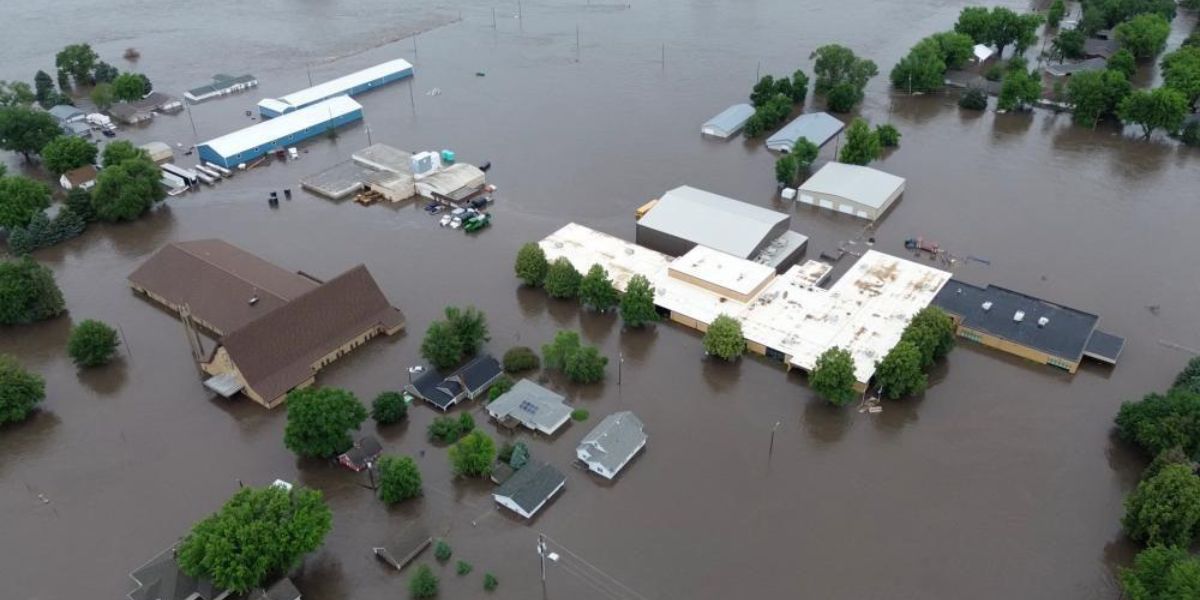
[795,162,906,221]
[198,96,363,168]
[766,111,844,153]
[257,58,413,118]
[635,185,807,272]
[701,103,755,138]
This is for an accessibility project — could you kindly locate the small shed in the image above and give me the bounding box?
[48,105,85,123]
[63,121,92,138]
[109,103,154,124]
[338,435,383,472]
[701,103,755,138]
[766,112,844,153]
[972,44,995,62]
[796,162,906,221]
[140,142,174,164]
[60,165,98,191]
[1083,38,1119,59]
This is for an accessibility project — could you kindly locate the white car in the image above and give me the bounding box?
[450,217,463,229]
[439,214,453,227]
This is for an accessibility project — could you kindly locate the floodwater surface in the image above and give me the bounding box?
[1,1,1198,599]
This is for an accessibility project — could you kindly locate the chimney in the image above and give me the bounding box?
[1037,316,1049,328]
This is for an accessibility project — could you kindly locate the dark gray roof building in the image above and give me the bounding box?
[405,354,502,411]
[253,578,301,600]
[127,545,229,600]
[576,411,646,480]
[1044,58,1108,78]
[492,460,566,519]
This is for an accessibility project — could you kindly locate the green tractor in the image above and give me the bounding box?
[463,213,491,233]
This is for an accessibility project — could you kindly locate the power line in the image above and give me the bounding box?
[538,533,652,600]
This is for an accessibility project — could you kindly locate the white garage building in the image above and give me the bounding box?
[795,162,906,221]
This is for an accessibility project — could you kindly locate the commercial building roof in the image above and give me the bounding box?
[139,141,173,163]
[217,265,405,404]
[200,96,362,159]
[128,240,318,335]
[577,411,646,477]
[186,74,258,100]
[668,244,776,299]
[277,58,413,109]
[352,143,413,173]
[798,162,906,210]
[1044,57,1108,77]
[542,223,673,292]
[702,103,755,137]
[415,163,486,199]
[488,380,572,434]
[638,185,790,259]
[766,112,844,152]
[493,460,566,518]
[932,279,1104,363]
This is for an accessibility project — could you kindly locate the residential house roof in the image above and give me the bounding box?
[493,460,566,517]
[217,265,405,403]
[128,545,227,600]
[48,104,84,122]
[487,379,571,434]
[450,355,503,398]
[109,102,152,122]
[638,185,790,259]
[339,435,383,471]
[128,239,319,335]
[1083,38,1120,59]
[1044,57,1108,77]
[407,368,466,410]
[62,165,98,188]
[131,91,182,112]
[253,578,301,600]
[577,411,646,475]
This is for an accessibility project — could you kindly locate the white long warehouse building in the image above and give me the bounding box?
[199,96,363,168]
[258,58,413,118]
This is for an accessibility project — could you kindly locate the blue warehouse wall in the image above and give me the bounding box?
[201,108,364,168]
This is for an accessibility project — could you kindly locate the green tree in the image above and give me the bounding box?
[112,72,148,102]
[875,341,927,399]
[839,118,881,165]
[515,242,549,286]
[0,354,45,425]
[449,430,495,477]
[891,38,946,93]
[377,455,422,504]
[875,124,901,147]
[1115,388,1200,458]
[1161,46,1200,110]
[0,106,63,162]
[434,539,452,562]
[90,155,165,221]
[810,347,858,406]
[571,408,590,421]
[509,441,530,469]
[1175,356,1200,395]
[1052,29,1087,61]
[1047,0,1066,28]
[959,87,989,110]
[409,564,439,599]
[1115,13,1171,59]
[428,415,465,443]
[900,307,957,367]
[484,572,499,591]
[33,71,55,108]
[1146,447,1195,479]
[283,387,368,458]
[620,274,659,328]
[371,391,408,425]
[990,8,1044,57]
[790,69,810,103]
[0,257,65,325]
[55,43,98,85]
[1067,69,1132,127]
[1119,87,1189,138]
[750,75,777,107]
[931,31,975,70]
[1120,545,1200,599]
[997,68,1041,111]
[458,412,475,435]
[1108,48,1138,79]
[89,83,115,111]
[790,137,820,169]
[487,375,515,401]
[542,330,582,371]
[65,187,96,222]
[0,81,36,106]
[1122,464,1200,547]
[457,560,473,575]
[544,257,582,299]
[67,319,119,367]
[579,264,618,311]
[177,485,332,594]
[703,314,746,361]
[421,320,464,370]
[0,174,51,229]
[565,345,608,383]
[40,135,97,175]
[810,44,878,112]
[445,305,489,356]
[775,154,798,186]
[92,61,119,84]
[100,140,147,168]
[503,346,539,373]
[955,7,993,44]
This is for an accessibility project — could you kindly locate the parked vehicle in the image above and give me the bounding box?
[439,214,452,227]
[450,216,463,229]
[464,213,491,232]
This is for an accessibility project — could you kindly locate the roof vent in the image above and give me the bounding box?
[248,295,259,305]
[1037,316,1049,328]
[981,301,993,311]
[1013,310,1025,322]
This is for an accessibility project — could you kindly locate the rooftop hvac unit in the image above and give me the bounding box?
[1013,310,1025,322]
[1037,316,1049,328]
[981,301,992,311]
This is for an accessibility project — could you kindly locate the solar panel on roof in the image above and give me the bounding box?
[519,400,539,414]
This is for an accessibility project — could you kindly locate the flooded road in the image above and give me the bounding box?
[2,1,1198,598]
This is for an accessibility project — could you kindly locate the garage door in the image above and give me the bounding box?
[799,194,814,205]
[818,198,834,209]
[856,210,869,219]
[838,203,854,215]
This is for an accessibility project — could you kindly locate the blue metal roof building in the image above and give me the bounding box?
[258,58,413,118]
[198,96,363,168]
[766,112,844,153]
[701,103,755,138]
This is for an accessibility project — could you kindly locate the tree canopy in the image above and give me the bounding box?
[810,44,878,112]
[0,81,36,107]
[378,455,423,504]
[542,330,607,382]
[90,83,115,111]
[810,347,858,406]
[55,43,98,85]
[503,346,540,373]
[421,320,463,371]
[0,354,45,425]
[1119,87,1189,138]
[620,274,659,328]
[1120,545,1200,599]
[449,430,496,477]
[1047,0,1066,27]
[67,319,120,367]
[839,118,882,165]
[544,257,582,299]
[1052,29,1087,62]
[371,391,408,425]
[1107,49,1138,79]
[955,7,1043,57]
[1115,387,1200,459]
[515,242,549,286]
[997,68,1042,111]
[1161,46,1200,110]
[1115,13,1171,59]
[445,305,489,357]
[100,140,148,168]
[900,307,956,367]
[40,135,97,175]
[177,485,332,594]
[0,174,51,230]
[0,257,65,325]
[891,38,947,94]
[1122,464,1200,548]
[93,61,119,84]
[112,72,150,101]
[410,564,439,599]
[1067,69,1132,127]
[875,341,927,399]
[0,106,63,162]
[703,314,746,361]
[283,387,368,458]
[1174,357,1200,395]
[90,154,165,222]
[579,264,618,311]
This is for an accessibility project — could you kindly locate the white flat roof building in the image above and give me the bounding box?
[702,103,755,138]
[796,162,906,221]
[540,223,950,388]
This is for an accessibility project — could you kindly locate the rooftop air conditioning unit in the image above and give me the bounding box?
[1037,316,1049,328]
[1013,310,1025,322]
[981,301,992,311]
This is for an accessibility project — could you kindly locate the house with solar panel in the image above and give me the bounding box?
[486,379,572,435]
[576,411,647,480]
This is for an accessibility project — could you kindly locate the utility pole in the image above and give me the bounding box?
[661,43,666,71]
[413,34,418,57]
[408,79,416,114]
[537,534,547,590]
[756,61,761,82]
[184,102,199,144]
[306,63,313,86]
[493,7,497,28]
[618,351,623,385]
[768,421,781,461]
[365,124,373,146]
[575,25,580,62]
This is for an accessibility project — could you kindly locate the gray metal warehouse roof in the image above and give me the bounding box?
[702,103,755,137]
[639,186,789,259]
[797,162,905,210]
[766,112,844,152]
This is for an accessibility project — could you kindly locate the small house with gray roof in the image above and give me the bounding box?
[576,411,647,480]
[486,379,571,435]
[127,544,230,600]
[492,460,566,519]
[405,354,503,411]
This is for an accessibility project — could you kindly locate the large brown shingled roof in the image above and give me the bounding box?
[218,264,405,405]
[127,240,318,335]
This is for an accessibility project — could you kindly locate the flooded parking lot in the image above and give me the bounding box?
[2,1,1198,598]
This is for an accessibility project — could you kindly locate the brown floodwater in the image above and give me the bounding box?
[2,1,1198,598]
